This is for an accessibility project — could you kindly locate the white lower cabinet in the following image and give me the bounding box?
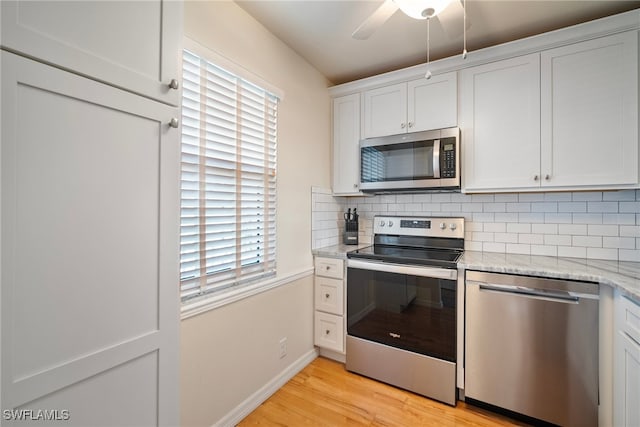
[614,292,640,427]
[313,257,346,355]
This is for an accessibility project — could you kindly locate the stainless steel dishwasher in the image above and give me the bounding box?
[465,270,599,427]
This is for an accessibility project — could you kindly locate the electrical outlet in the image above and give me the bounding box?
[279,337,287,359]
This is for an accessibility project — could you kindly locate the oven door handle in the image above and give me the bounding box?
[347,259,457,280]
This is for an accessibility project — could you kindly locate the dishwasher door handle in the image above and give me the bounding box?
[469,281,580,304]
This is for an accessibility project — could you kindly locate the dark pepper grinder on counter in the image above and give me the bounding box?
[343,208,359,245]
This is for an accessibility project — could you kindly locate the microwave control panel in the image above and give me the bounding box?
[441,137,456,179]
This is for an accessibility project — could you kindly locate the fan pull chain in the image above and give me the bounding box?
[462,0,468,59]
[425,17,432,79]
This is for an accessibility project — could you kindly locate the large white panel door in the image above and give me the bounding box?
[1,51,180,425]
[332,93,361,195]
[0,0,182,106]
[460,53,541,192]
[540,32,638,188]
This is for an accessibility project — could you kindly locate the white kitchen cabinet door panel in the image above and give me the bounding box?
[1,52,180,424]
[541,32,638,188]
[461,53,541,191]
[615,294,640,427]
[18,352,160,427]
[408,72,457,132]
[333,93,362,195]
[0,0,182,106]
[363,83,407,138]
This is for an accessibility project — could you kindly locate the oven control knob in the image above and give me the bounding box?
[379,220,386,227]
[388,220,394,227]
[449,223,457,231]
[439,222,446,230]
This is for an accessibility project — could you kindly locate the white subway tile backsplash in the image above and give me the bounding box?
[483,242,506,253]
[573,235,602,247]
[484,222,506,233]
[558,224,587,235]
[587,201,619,213]
[587,247,618,260]
[495,233,519,243]
[603,237,635,249]
[518,193,545,202]
[603,190,636,201]
[558,202,587,213]
[312,187,640,261]
[506,243,531,255]
[558,246,587,258]
[531,245,558,257]
[587,224,619,236]
[544,234,572,246]
[572,192,603,201]
[544,213,572,224]
[532,224,558,234]
[507,223,531,233]
[531,202,558,213]
[572,213,603,224]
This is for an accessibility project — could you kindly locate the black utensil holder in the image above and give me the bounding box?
[343,219,359,245]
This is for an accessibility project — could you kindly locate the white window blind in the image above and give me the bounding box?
[180,49,278,302]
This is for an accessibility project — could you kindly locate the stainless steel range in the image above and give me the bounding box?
[346,215,464,405]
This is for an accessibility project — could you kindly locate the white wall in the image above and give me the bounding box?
[181,1,331,425]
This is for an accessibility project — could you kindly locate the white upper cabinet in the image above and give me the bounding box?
[333,93,362,195]
[407,73,457,133]
[0,0,183,106]
[362,72,457,138]
[462,31,638,193]
[363,82,407,138]
[540,32,638,188]
[460,53,541,192]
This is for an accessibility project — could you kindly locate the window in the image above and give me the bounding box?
[180,48,278,302]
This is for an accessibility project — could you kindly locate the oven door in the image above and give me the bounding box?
[346,259,457,362]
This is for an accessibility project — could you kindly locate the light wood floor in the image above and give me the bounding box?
[239,357,528,426]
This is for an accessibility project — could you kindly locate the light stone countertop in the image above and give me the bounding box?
[312,245,640,301]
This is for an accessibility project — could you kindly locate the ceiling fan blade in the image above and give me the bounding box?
[352,0,399,40]
[437,0,471,40]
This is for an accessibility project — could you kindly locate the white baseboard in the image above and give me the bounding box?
[213,348,319,427]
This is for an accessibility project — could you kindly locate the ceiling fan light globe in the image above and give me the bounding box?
[393,0,452,20]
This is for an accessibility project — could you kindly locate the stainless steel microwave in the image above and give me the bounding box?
[359,127,460,192]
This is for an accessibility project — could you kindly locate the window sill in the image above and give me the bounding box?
[180,267,314,320]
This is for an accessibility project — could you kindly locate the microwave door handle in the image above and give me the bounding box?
[433,139,441,178]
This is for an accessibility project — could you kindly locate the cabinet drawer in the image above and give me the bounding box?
[619,295,640,345]
[315,257,344,280]
[315,277,344,315]
[314,312,344,353]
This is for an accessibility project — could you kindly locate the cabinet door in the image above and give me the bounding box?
[314,311,345,353]
[614,294,640,427]
[315,277,344,316]
[1,0,183,106]
[363,82,407,138]
[408,72,457,132]
[460,53,541,192]
[541,32,638,188]
[333,94,362,195]
[1,52,180,425]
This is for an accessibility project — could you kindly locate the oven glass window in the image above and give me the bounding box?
[361,140,435,182]
[347,267,456,362]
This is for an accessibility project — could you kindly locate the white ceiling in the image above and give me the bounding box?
[236,0,640,85]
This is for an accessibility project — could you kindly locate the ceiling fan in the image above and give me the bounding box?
[352,0,468,40]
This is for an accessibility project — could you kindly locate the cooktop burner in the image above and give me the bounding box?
[348,245,462,268]
[347,215,465,268]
